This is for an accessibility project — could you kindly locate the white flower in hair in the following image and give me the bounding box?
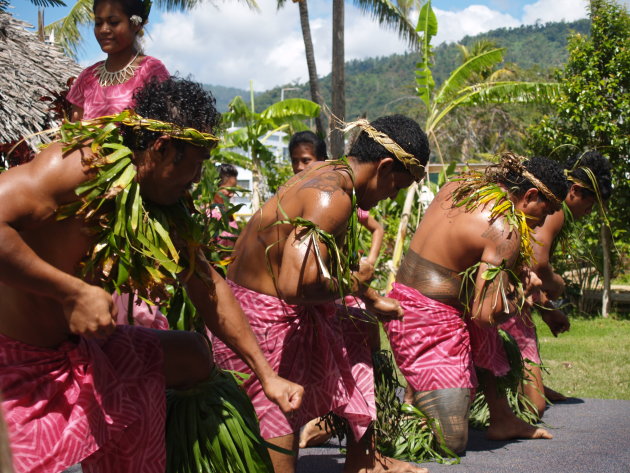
[130,15,143,26]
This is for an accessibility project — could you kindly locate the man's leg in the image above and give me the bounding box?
[153,330,213,388]
[522,363,546,418]
[481,371,552,441]
[344,425,428,473]
[412,388,471,454]
[267,433,299,473]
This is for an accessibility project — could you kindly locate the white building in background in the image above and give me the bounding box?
[225,129,289,217]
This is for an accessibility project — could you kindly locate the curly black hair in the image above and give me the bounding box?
[289,131,328,160]
[499,155,569,205]
[123,76,221,150]
[566,150,612,200]
[348,115,430,175]
[93,0,151,23]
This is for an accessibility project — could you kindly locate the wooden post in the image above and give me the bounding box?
[601,225,612,318]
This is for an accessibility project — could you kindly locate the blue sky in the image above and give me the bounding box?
[9,0,594,90]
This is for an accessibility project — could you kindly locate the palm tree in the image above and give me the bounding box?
[385,0,561,288]
[330,0,419,157]
[277,0,326,138]
[45,0,260,59]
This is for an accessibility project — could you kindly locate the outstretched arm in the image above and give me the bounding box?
[186,261,303,414]
[0,145,116,338]
[532,210,565,299]
[361,214,384,266]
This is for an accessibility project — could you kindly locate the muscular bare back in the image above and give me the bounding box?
[398,181,522,323]
[228,162,355,304]
[0,143,105,347]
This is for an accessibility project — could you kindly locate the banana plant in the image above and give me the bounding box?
[386,0,561,289]
[214,95,320,213]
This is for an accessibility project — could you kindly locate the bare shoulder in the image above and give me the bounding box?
[476,212,521,266]
[0,143,94,227]
[295,168,353,235]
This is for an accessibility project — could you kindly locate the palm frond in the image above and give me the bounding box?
[28,0,66,7]
[414,0,437,109]
[433,48,505,106]
[260,98,320,121]
[456,81,562,106]
[353,0,419,48]
[44,0,92,59]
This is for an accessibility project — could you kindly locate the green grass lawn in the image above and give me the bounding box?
[379,314,630,400]
[535,314,630,400]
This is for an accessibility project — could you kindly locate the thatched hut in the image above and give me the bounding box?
[0,11,81,148]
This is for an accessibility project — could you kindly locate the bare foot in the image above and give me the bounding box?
[487,415,553,441]
[299,418,333,448]
[344,451,428,473]
[544,385,567,402]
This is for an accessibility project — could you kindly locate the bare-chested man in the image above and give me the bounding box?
[211,115,430,473]
[500,150,612,416]
[384,155,569,454]
[0,77,302,473]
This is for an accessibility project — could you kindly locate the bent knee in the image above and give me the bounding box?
[443,431,468,454]
[161,331,213,388]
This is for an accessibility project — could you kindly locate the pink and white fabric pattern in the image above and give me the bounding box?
[209,280,375,441]
[466,317,511,377]
[0,326,165,473]
[112,292,169,330]
[499,308,541,364]
[67,56,169,120]
[384,282,477,391]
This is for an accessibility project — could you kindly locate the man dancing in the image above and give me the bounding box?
[0,77,302,473]
[211,115,430,473]
[501,150,613,416]
[384,154,568,453]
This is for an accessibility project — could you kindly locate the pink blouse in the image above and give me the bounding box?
[67,56,169,119]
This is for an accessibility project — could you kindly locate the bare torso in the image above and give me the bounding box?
[0,144,96,347]
[398,181,519,309]
[228,163,354,303]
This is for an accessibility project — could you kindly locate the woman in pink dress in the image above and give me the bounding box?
[67,0,171,329]
[67,0,169,120]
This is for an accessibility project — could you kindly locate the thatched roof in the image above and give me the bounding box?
[0,11,82,144]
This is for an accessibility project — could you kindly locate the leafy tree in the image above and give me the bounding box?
[527,0,629,316]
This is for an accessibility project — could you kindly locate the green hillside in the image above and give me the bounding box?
[204,19,589,120]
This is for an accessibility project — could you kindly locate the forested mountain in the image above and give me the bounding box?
[206,19,589,120]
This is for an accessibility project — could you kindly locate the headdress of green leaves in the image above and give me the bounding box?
[55,113,217,305]
[450,171,536,269]
[341,119,425,182]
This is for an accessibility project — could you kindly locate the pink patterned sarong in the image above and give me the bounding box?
[0,326,165,473]
[499,308,541,364]
[384,283,476,391]
[113,292,169,330]
[466,318,511,377]
[210,280,375,440]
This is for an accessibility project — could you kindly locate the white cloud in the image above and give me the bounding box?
[522,0,589,24]
[433,5,520,44]
[143,0,593,90]
[146,0,308,90]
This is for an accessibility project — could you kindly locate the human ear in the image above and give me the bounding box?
[152,135,171,155]
[377,157,394,176]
